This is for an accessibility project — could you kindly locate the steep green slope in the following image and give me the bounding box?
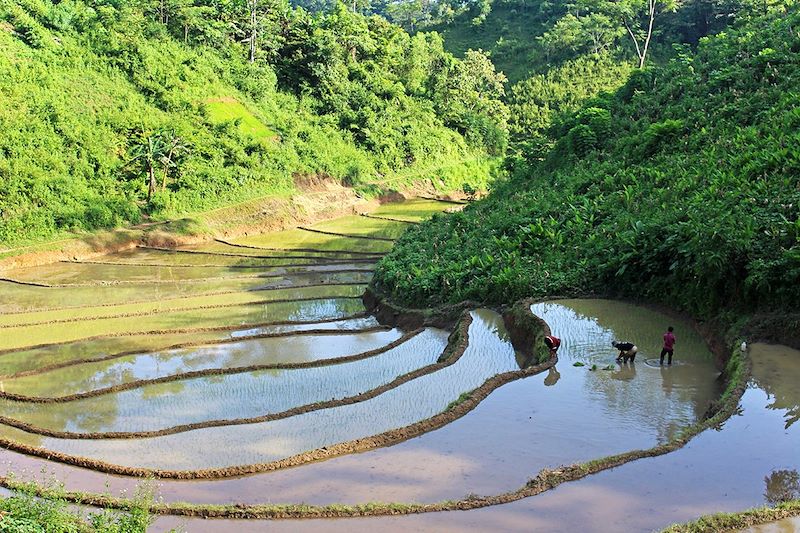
[0,0,506,244]
[373,8,800,318]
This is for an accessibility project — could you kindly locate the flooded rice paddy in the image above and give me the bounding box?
[0,198,798,531]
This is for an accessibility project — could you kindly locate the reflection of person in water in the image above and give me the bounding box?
[661,365,674,396]
[544,366,561,386]
[612,341,638,363]
[610,362,637,381]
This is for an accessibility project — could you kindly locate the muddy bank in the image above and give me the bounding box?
[362,287,477,331]
[502,297,552,364]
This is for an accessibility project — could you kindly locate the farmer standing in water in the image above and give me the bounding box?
[661,326,676,365]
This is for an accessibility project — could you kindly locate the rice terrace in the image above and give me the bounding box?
[1,0,800,530]
[0,193,795,532]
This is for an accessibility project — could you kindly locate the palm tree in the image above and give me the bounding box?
[129,130,189,201]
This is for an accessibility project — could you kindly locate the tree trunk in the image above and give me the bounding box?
[623,19,644,67]
[249,0,258,63]
[162,147,175,191]
[147,165,157,200]
[639,0,657,68]
[162,167,168,191]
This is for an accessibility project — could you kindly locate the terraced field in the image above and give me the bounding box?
[0,198,796,532]
[0,199,486,477]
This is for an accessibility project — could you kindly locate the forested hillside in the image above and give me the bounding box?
[0,0,506,244]
[373,7,800,319]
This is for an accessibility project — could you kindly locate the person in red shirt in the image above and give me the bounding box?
[661,326,676,365]
[544,335,561,357]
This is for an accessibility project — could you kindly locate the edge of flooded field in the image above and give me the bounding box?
[661,499,800,532]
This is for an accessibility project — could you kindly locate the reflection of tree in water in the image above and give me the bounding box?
[764,469,800,505]
[758,380,800,430]
[287,298,364,322]
[750,345,800,431]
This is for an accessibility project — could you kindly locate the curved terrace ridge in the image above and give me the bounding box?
[213,239,387,256]
[138,245,384,259]
[0,309,550,479]
[296,227,397,242]
[0,328,417,404]
[0,270,373,315]
[0,284,367,329]
[0,299,748,521]
[0,311,371,356]
[0,313,378,379]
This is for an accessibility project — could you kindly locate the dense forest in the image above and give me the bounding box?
[373,6,800,319]
[0,0,507,243]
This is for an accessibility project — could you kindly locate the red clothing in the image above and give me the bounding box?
[545,336,561,350]
[663,331,676,350]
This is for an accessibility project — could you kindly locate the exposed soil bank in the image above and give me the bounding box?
[0,181,427,271]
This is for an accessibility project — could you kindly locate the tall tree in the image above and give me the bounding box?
[613,0,678,67]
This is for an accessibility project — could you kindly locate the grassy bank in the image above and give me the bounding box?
[0,482,151,532]
[662,500,800,532]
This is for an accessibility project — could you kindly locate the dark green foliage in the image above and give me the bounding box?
[0,0,506,244]
[373,9,800,317]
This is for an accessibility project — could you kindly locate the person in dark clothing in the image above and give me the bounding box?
[612,341,638,363]
[661,326,676,365]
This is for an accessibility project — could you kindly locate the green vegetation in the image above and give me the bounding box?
[373,7,800,322]
[427,2,559,84]
[0,0,507,245]
[662,500,800,532]
[0,482,151,532]
[205,99,275,141]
